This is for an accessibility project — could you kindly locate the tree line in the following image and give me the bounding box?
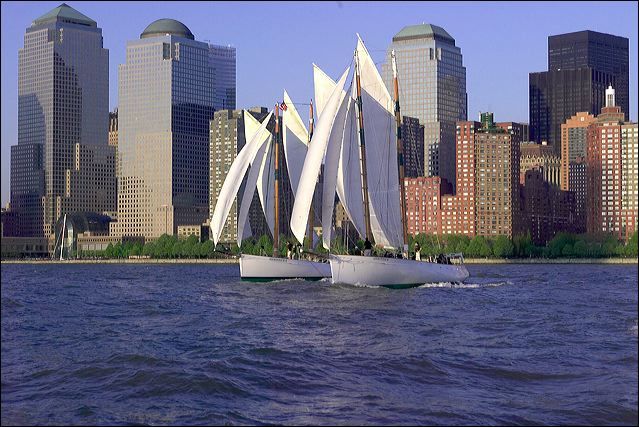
[79,230,638,259]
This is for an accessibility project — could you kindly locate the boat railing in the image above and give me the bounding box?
[447,253,465,265]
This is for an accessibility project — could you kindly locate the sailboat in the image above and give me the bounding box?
[290,35,469,288]
[210,102,331,282]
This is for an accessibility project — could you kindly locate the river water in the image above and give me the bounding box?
[1,263,637,425]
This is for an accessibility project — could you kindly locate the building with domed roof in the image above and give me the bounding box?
[381,23,467,192]
[112,18,215,239]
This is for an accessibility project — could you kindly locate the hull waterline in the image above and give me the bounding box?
[239,254,331,281]
[329,255,469,288]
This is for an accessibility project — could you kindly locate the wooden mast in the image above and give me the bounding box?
[273,103,280,257]
[391,50,409,256]
[354,49,373,242]
[307,100,314,249]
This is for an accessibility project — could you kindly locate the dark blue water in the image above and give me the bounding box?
[1,263,637,425]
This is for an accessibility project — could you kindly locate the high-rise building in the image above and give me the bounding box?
[586,86,637,239]
[209,108,270,244]
[440,121,479,236]
[11,3,111,237]
[113,19,215,238]
[208,44,236,111]
[560,112,596,190]
[382,24,467,190]
[474,113,522,237]
[401,116,425,178]
[529,30,629,152]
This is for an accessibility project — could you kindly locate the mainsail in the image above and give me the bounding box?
[355,35,403,249]
[210,111,273,246]
[290,66,351,244]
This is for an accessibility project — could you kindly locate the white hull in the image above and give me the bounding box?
[239,254,331,281]
[329,255,469,288]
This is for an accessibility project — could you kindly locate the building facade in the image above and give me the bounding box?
[382,24,467,189]
[529,30,629,153]
[113,19,215,239]
[521,169,577,245]
[208,44,236,111]
[520,141,561,186]
[586,87,637,239]
[560,111,596,190]
[474,114,522,237]
[404,176,452,235]
[11,3,110,237]
[401,116,425,178]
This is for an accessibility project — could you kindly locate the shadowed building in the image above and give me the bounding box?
[10,3,112,237]
[530,30,629,153]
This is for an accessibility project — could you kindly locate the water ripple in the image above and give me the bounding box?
[1,263,637,425]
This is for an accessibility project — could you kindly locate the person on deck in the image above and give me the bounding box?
[414,242,421,261]
[363,238,372,257]
[287,242,293,259]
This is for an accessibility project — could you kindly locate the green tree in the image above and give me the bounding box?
[626,231,638,257]
[573,240,587,257]
[492,235,514,258]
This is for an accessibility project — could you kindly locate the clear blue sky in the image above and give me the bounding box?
[1,1,637,206]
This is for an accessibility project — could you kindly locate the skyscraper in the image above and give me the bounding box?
[208,44,236,111]
[11,3,111,237]
[113,19,215,238]
[586,87,637,240]
[382,24,467,189]
[529,30,629,152]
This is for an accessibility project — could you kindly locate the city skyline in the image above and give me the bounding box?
[1,1,638,207]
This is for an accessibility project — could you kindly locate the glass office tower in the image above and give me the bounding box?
[382,23,467,191]
[11,3,109,237]
[114,19,215,238]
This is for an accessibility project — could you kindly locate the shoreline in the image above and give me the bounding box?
[1,257,636,265]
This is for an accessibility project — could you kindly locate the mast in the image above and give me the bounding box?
[391,50,409,256]
[307,100,314,249]
[354,49,373,242]
[273,103,280,257]
[59,214,67,261]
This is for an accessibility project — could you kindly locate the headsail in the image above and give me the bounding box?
[290,66,350,244]
[313,64,337,119]
[210,111,273,246]
[237,136,272,246]
[282,90,309,194]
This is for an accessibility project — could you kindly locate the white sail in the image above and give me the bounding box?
[313,64,337,119]
[290,66,350,244]
[282,90,309,194]
[256,132,275,238]
[237,136,272,246]
[356,35,403,249]
[210,111,273,246]
[322,86,352,249]
[336,81,366,240]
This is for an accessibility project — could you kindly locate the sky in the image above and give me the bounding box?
[1,1,638,207]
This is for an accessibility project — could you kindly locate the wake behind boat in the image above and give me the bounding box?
[240,254,331,282]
